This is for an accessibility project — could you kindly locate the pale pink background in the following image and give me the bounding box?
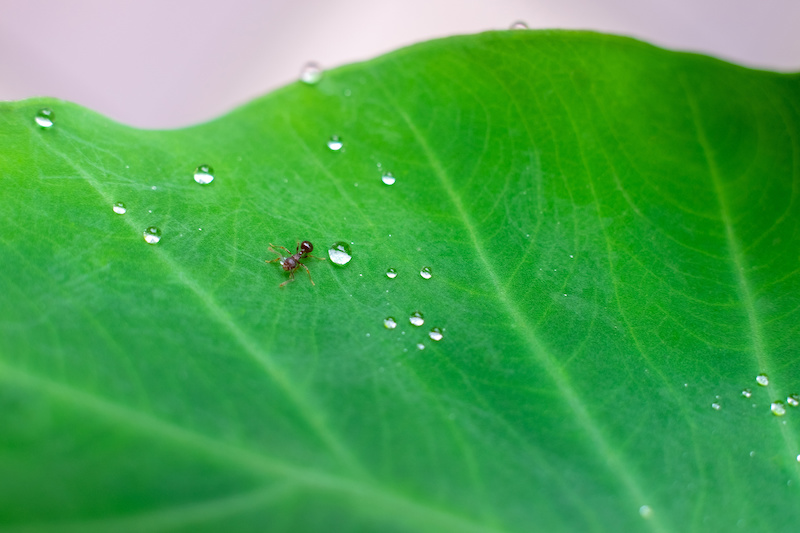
[1,0,797,129]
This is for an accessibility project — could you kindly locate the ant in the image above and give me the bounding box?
[266,240,325,287]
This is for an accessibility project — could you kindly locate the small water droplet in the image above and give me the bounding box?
[787,394,800,407]
[429,327,443,341]
[381,172,396,185]
[112,202,127,214]
[151,186,157,191]
[420,266,432,280]
[143,226,162,244]
[35,108,54,128]
[796,454,800,463]
[756,374,769,386]
[711,402,721,411]
[383,317,397,329]
[300,61,322,84]
[742,389,752,398]
[416,343,425,350]
[771,401,786,416]
[327,135,343,151]
[639,505,652,519]
[328,241,352,265]
[750,451,756,457]
[193,164,214,185]
[386,268,398,279]
[409,311,424,327]
[510,21,529,30]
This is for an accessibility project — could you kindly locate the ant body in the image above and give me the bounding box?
[266,240,325,287]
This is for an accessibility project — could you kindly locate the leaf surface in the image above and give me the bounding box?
[1,30,800,533]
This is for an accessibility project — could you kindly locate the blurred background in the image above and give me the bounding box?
[1,0,798,129]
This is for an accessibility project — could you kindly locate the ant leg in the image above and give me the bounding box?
[299,263,316,286]
[305,254,326,261]
[266,243,291,263]
[279,271,296,288]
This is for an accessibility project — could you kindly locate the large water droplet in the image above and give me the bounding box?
[771,401,786,416]
[510,21,529,30]
[639,505,652,519]
[143,226,162,244]
[711,402,721,411]
[381,172,396,185]
[193,164,214,185]
[35,108,54,128]
[756,373,769,386]
[328,241,352,265]
[300,62,323,84]
[383,317,397,330]
[409,311,424,327]
[420,266,432,280]
[742,389,752,398]
[386,268,398,279]
[787,394,800,407]
[429,327,443,341]
[327,135,343,151]
[112,202,127,215]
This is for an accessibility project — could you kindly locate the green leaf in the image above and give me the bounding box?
[1,30,799,532]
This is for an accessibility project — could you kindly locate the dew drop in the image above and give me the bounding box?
[639,505,652,519]
[756,373,769,386]
[328,241,352,265]
[143,226,162,244]
[711,402,721,411]
[35,108,54,128]
[409,311,424,327]
[797,454,800,463]
[112,202,127,215]
[383,317,397,330]
[327,135,343,151]
[742,388,752,398]
[381,172,396,185]
[416,343,425,350]
[193,164,214,185]
[787,394,800,407]
[386,268,398,279]
[510,21,529,30]
[771,401,786,416]
[420,266,432,280]
[300,61,323,84]
[429,327,443,341]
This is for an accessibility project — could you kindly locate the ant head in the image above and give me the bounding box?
[300,241,313,254]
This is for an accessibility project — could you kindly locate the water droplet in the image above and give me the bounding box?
[327,135,343,151]
[756,374,769,386]
[409,311,424,327]
[710,402,720,410]
[383,317,397,330]
[416,343,425,350]
[771,401,786,416]
[300,61,322,84]
[381,172,396,185]
[328,241,352,265]
[112,202,127,215]
[386,268,398,279]
[742,389,752,398]
[788,394,800,407]
[420,266,432,280]
[35,108,54,128]
[193,164,214,185]
[639,505,652,519]
[510,21,529,30]
[797,454,800,463]
[143,226,162,244]
[429,327,443,341]
[750,451,756,457]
